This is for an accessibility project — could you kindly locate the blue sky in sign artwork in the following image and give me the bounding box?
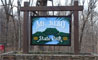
[32,17,70,34]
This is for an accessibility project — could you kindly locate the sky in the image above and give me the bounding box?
[0,0,98,12]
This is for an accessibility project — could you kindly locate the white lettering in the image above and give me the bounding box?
[37,36,50,42]
[36,20,66,29]
[49,20,66,28]
[37,36,63,42]
[36,21,44,29]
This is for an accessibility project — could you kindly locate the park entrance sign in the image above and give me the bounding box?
[20,1,83,54]
[31,16,71,46]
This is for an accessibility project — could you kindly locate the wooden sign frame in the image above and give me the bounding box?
[20,1,83,54]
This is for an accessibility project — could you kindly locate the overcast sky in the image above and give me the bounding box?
[0,0,98,12]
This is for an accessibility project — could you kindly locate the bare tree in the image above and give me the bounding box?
[79,0,98,53]
[0,0,20,51]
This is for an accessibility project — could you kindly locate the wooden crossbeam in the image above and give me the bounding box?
[20,6,83,11]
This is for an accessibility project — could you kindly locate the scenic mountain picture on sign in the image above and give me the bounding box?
[31,16,71,46]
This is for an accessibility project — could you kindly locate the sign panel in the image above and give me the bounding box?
[0,44,4,50]
[0,43,5,53]
[31,16,71,46]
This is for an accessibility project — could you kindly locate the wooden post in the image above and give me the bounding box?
[23,2,29,53]
[74,1,80,54]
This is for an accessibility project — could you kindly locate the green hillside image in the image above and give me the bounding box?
[43,28,59,35]
[32,28,70,45]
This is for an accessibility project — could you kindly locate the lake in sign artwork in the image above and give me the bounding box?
[31,16,71,46]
